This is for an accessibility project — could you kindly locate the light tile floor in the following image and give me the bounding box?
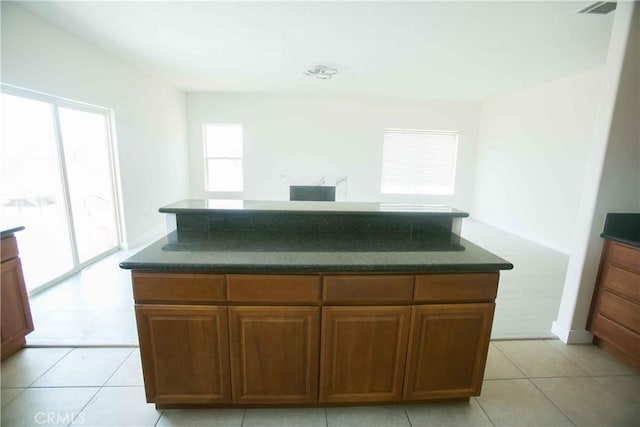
[1,340,638,426]
[27,250,139,346]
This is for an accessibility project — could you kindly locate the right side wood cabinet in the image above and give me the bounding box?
[588,240,640,370]
[132,271,499,407]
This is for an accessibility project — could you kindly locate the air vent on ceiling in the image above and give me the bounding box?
[578,2,617,14]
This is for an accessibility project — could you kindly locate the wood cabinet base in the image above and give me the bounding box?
[133,272,500,407]
[588,240,640,371]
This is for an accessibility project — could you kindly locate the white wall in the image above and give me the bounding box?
[187,93,481,209]
[553,1,640,343]
[1,3,189,248]
[471,68,604,254]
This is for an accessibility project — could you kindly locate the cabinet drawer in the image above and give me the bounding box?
[227,275,320,304]
[591,314,640,360]
[414,273,498,303]
[597,291,640,334]
[601,264,640,304]
[323,275,414,304]
[1,236,18,263]
[608,241,640,274]
[132,272,225,303]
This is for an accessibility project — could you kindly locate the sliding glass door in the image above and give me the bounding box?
[0,87,120,292]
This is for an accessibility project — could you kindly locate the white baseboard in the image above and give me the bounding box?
[121,224,166,250]
[551,321,594,344]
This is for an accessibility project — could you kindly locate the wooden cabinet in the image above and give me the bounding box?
[404,303,494,400]
[1,234,34,360]
[588,240,640,370]
[228,306,319,404]
[132,271,499,407]
[320,306,410,403]
[135,304,231,404]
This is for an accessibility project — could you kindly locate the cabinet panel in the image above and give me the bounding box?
[414,273,498,303]
[323,275,414,304]
[133,272,225,304]
[228,306,319,404]
[608,241,640,274]
[319,306,411,403]
[1,236,18,262]
[600,264,640,304]
[1,257,34,360]
[135,305,231,404]
[404,303,494,400]
[227,275,320,304]
[598,291,640,334]
[591,314,640,361]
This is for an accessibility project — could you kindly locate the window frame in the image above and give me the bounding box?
[202,123,244,193]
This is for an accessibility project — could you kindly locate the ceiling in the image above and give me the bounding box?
[18,1,615,100]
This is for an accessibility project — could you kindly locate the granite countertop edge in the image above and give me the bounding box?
[159,199,470,217]
[1,226,25,238]
[159,206,470,217]
[118,261,513,273]
[601,233,640,248]
[119,231,514,273]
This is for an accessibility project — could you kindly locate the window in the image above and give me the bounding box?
[380,129,458,195]
[204,124,243,192]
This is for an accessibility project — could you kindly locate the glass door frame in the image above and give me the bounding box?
[1,84,123,295]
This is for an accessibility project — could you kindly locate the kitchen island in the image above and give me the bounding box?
[121,200,512,408]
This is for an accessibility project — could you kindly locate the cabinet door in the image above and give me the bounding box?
[1,257,34,357]
[135,305,231,404]
[319,306,411,403]
[228,306,319,404]
[404,303,494,400]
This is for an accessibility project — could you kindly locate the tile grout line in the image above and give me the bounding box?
[324,407,329,427]
[539,340,591,376]
[66,385,103,427]
[489,343,528,379]
[22,347,75,388]
[403,406,413,427]
[59,346,136,426]
[526,378,577,427]
[472,396,496,427]
[153,408,165,427]
[240,407,247,427]
[0,387,27,409]
[99,347,137,388]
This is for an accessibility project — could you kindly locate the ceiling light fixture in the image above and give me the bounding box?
[304,65,338,79]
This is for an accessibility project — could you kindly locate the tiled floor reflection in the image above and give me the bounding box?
[1,341,638,426]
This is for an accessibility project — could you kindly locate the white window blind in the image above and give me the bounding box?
[203,124,243,192]
[381,129,458,195]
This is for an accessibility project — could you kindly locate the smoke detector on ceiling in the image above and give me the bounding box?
[578,2,617,14]
[304,65,338,80]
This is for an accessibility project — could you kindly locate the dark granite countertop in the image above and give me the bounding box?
[601,213,640,248]
[120,230,513,273]
[160,199,469,217]
[1,226,25,238]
